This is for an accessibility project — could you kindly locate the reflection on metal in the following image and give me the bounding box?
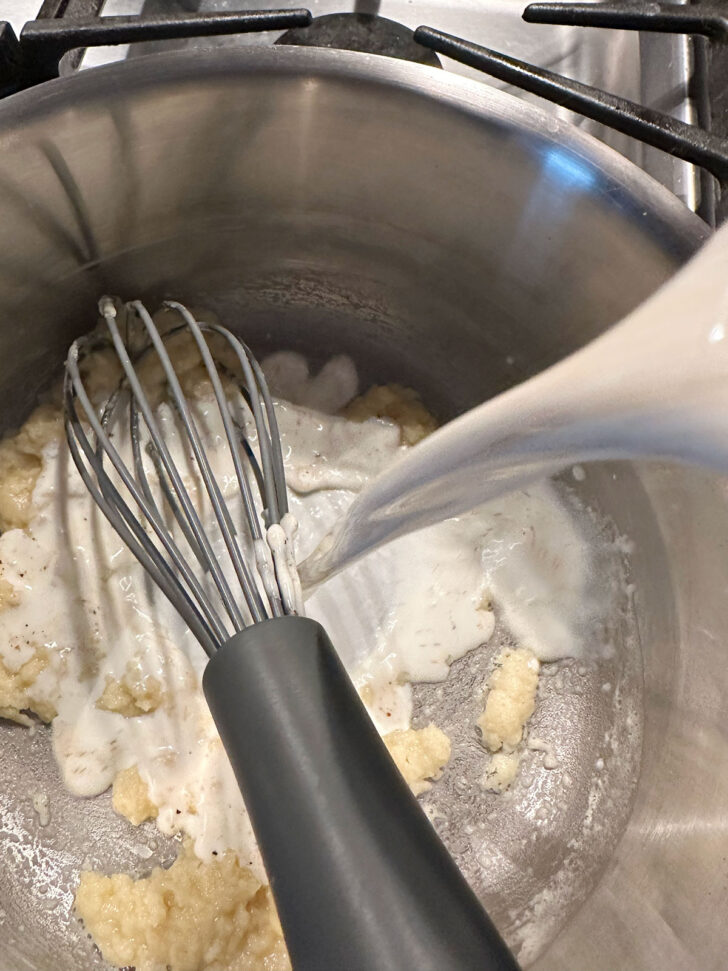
[542,145,597,190]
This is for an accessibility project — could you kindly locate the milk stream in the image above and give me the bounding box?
[301,222,728,585]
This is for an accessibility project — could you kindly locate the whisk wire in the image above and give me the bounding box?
[123,396,231,644]
[246,347,289,519]
[129,399,210,572]
[65,340,230,646]
[159,302,281,618]
[129,302,267,623]
[106,302,250,631]
[64,296,301,654]
[63,360,222,656]
[204,322,286,525]
[64,297,303,655]
[167,304,264,541]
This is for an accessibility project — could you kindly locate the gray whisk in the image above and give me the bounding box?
[64,296,301,659]
[63,296,517,971]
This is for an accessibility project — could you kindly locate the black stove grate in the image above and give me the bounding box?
[0,8,311,92]
[522,2,728,40]
[0,1,726,223]
[414,23,728,184]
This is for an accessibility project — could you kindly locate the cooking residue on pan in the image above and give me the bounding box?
[0,322,622,971]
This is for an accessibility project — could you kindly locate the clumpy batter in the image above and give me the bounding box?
[479,648,540,793]
[76,841,287,971]
[382,724,451,796]
[0,313,601,970]
[77,724,450,971]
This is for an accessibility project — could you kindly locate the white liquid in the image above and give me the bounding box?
[302,224,728,584]
[0,356,601,880]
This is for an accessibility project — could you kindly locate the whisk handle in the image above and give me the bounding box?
[203,615,519,971]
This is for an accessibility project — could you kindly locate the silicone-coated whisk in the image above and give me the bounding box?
[64,296,518,971]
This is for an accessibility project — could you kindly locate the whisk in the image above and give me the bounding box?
[64,296,301,657]
[64,297,518,971]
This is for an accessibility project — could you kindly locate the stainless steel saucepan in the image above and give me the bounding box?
[0,46,722,971]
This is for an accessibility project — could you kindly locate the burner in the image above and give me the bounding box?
[277,13,440,68]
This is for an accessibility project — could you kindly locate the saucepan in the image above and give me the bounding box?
[0,45,722,970]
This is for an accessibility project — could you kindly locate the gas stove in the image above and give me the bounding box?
[3,0,728,223]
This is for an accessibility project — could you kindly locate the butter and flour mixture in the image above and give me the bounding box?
[0,316,613,971]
